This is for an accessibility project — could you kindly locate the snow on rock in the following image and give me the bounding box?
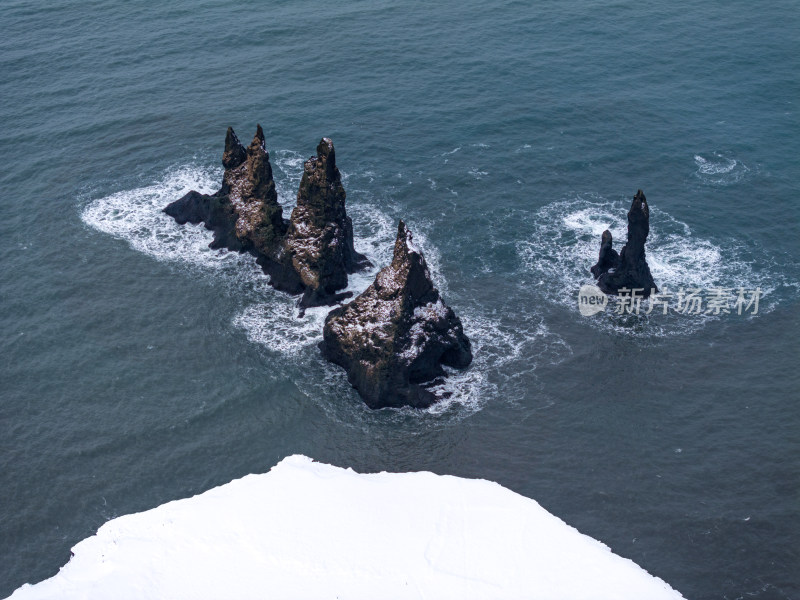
[8,455,684,600]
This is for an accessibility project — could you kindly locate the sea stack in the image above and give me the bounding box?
[321,221,472,409]
[591,190,658,296]
[284,138,370,308]
[220,125,286,255]
[164,127,368,305]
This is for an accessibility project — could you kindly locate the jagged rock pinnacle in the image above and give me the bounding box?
[591,190,658,296]
[321,220,472,409]
[222,127,246,170]
[284,137,370,308]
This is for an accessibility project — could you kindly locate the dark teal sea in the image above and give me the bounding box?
[1,1,799,598]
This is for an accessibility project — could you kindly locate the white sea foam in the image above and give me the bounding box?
[81,165,258,275]
[561,206,619,238]
[272,149,306,208]
[693,153,750,185]
[424,312,564,416]
[517,193,782,337]
[232,300,328,355]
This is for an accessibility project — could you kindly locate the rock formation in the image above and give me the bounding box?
[284,138,370,308]
[589,230,620,279]
[590,189,658,296]
[320,221,472,409]
[164,127,368,307]
[221,126,286,255]
[165,128,470,408]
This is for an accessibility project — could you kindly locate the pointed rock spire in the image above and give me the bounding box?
[316,137,337,181]
[295,137,345,223]
[284,137,369,307]
[249,124,266,153]
[321,221,472,409]
[218,125,283,251]
[222,127,246,169]
[590,230,620,279]
[380,220,435,304]
[591,190,658,296]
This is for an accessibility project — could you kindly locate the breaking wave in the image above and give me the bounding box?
[693,153,751,186]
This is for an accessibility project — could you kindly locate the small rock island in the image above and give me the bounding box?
[321,221,473,409]
[590,189,658,296]
[164,126,369,309]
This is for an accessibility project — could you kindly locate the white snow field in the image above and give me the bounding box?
[9,455,684,600]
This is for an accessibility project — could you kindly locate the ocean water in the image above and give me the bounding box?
[1,1,798,598]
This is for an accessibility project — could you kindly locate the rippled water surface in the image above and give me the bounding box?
[1,1,798,598]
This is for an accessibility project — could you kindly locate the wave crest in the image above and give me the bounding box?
[693,153,750,185]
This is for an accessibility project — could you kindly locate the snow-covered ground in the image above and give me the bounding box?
[9,455,684,600]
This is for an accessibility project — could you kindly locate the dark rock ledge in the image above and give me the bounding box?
[164,126,369,309]
[590,189,658,296]
[320,221,473,409]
